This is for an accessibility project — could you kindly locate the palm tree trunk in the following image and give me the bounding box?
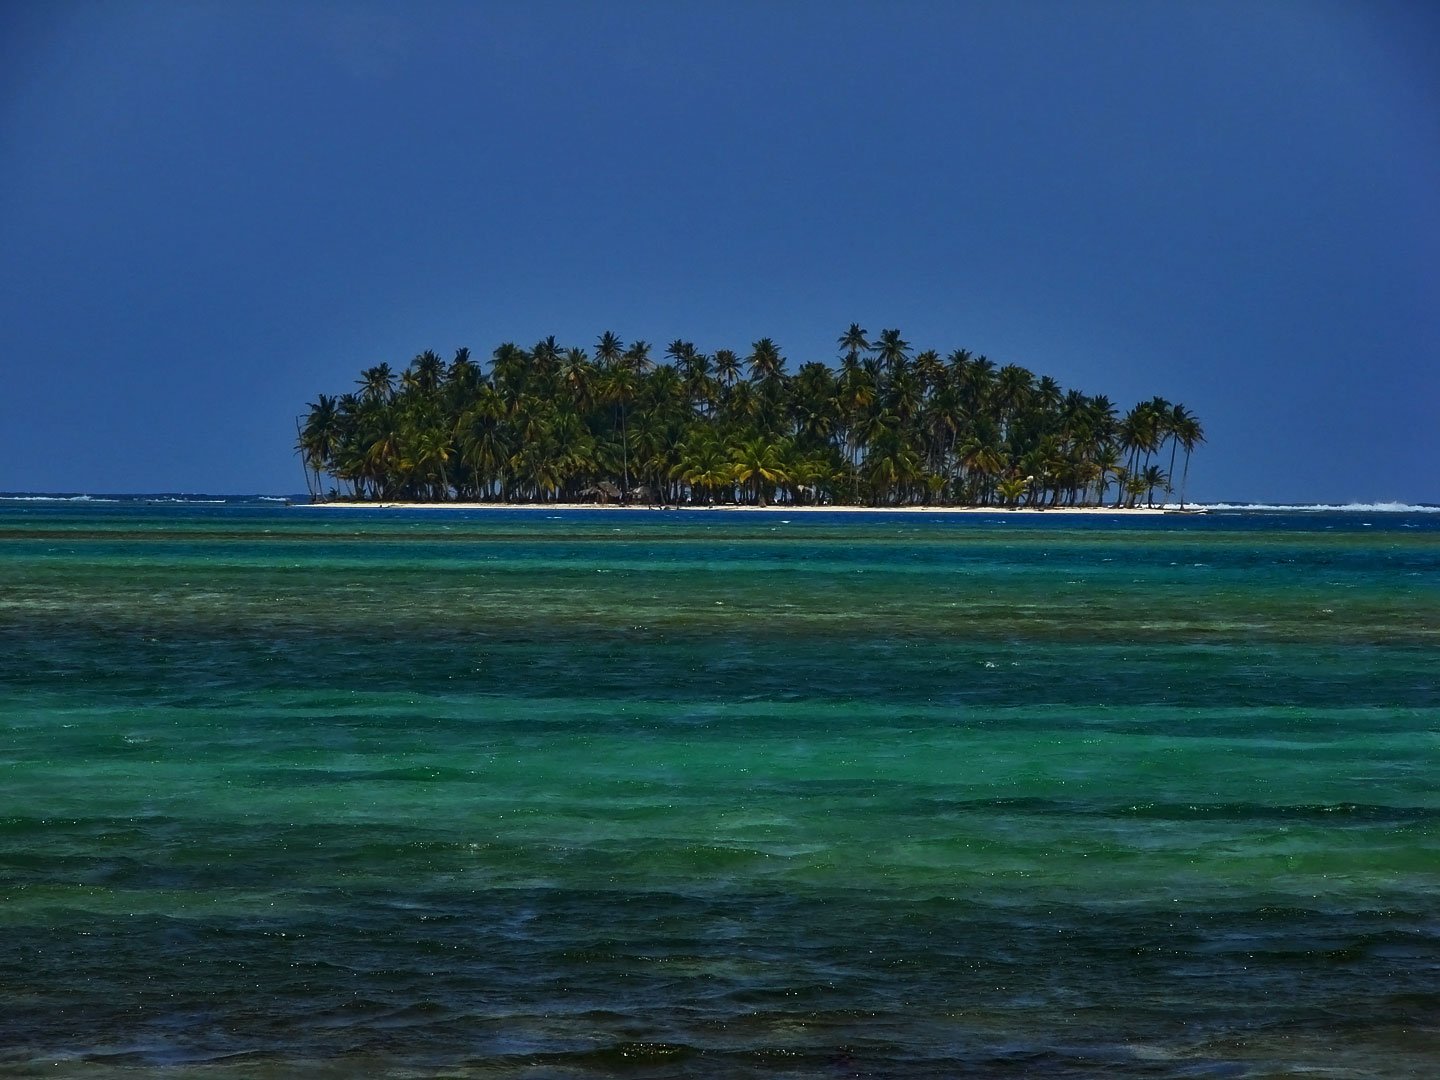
[619,402,630,504]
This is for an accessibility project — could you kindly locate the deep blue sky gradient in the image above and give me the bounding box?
[2,1,1437,501]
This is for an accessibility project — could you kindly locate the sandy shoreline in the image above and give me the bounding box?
[295,501,1177,515]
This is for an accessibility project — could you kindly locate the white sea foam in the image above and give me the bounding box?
[0,494,121,503]
[1196,502,1439,513]
[2,493,242,504]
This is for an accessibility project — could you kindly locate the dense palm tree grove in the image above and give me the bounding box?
[297,327,1204,507]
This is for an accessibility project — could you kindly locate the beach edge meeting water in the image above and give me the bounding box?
[299,501,1174,514]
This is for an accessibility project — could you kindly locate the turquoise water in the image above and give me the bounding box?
[2,502,1437,1077]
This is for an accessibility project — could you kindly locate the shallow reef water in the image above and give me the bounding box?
[1,503,1437,1077]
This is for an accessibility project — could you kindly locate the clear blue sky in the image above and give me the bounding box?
[2,0,1437,502]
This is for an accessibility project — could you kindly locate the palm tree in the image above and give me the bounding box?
[359,363,395,403]
[297,394,342,500]
[595,331,624,370]
[445,347,483,411]
[601,361,639,503]
[958,434,1006,505]
[1125,473,1148,508]
[1141,465,1168,507]
[994,364,1034,437]
[713,349,741,389]
[458,390,507,500]
[558,347,594,409]
[863,426,922,504]
[913,349,943,392]
[997,475,1027,507]
[747,338,785,385]
[624,339,653,373]
[720,380,761,429]
[838,323,869,365]
[362,406,403,499]
[673,437,734,504]
[1120,403,1159,480]
[490,343,532,409]
[665,339,695,369]
[873,328,910,377]
[731,437,790,507]
[532,336,563,382]
[1093,444,1122,506]
[1174,408,1205,508]
[413,425,453,500]
[886,368,923,424]
[790,362,839,448]
[408,350,445,395]
[682,351,715,418]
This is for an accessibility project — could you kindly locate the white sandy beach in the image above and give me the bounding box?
[297,501,1176,514]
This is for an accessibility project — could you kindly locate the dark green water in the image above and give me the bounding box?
[2,502,1438,1077]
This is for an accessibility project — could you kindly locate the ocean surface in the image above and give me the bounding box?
[2,498,1437,1078]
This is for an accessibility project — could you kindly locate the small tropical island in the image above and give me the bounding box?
[297,326,1203,509]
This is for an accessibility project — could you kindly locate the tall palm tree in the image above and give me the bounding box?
[838,323,869,365]
[873,328,910,376]
[602,361,639,503]
[408,350,445,395]
[713,349,741,389]
[558,347,594,409]
[595,331,624,370]
[1119,403,1159,480]
[994,364,1034,436]
[682,351,715,418]
[665,339,696,370]
[458,389,507,500]
[297,393,341,500]
[1174,408,1205,508]
[413,425,453,500]
[747,338,785,384]
[359,363,395,403]
[625,340,654,373]
[444,347,483,410]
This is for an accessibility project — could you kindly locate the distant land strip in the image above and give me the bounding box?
[297,326,1203,509]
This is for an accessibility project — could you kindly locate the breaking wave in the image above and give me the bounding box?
[0,494,121,503]
[0,493,300,506]
[1198,502,1439,514]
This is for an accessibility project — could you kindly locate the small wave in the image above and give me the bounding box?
[0,493,266,505]
[1199,502,1439,513]
[0,494,121,503]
